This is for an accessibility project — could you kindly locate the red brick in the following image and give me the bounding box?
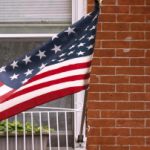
[146,137,150,145]
[91,58,100,66]
[96,32,116,39]
[117,85,144,92]
[89,84,100,92]
[146,0,150,5]
[117,137,145,145]
[88,137,115,145]
[117,15,145,22]
[146,32,150,39]
[131,111,150,118]
[101,111,129,118]
[146,15,150,23]
[116,49,144,57]
[100,84,115,92]
[101,58,129,66]
[92,67,115,75]
[88,119,115,127]
[131,128,150,136]
[102,41,129,48]
[88,93,99,101]
[102,0,116,5]
[131,6,150,14]
[101,146,129,150]
[101,128,130,136]
[117,119,144,127]
[90,75,99,83]
[130,93,150,101]
[118,0,144,5]
[131,23,150,31]
[130,42,150,49]
[87,128,100,136]
[146,120,150,127]
[131,58,150,66]
[102,23,129,31]
[145,67,150,75]
[101,93,129,101]
[146,85,150,92]
[87,145,99,150]
[99,14,116,22]
[130,76,150,83]
[101,76,129,83]
[130,147,150,150]
[117,32,144,40]
[117,102,144,110]
[87,110,100,118]
[94,49,115,57]
[145,102,150,109]
[145,50,150,57]
[101,6,129,13]
[87,102,116,110]
[116,67,144,75]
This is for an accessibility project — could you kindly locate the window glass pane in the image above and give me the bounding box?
[0,0,72,34]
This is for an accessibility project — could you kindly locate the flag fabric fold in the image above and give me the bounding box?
[0,0,100,121]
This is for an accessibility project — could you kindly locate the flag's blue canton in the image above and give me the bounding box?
[0,7,99,89]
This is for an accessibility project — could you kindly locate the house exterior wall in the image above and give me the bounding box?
[87,0,150,150]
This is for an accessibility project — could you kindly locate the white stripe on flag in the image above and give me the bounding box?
[0,80,88,112]
[0,85,13,96]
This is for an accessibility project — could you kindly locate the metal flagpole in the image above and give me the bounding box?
[77,89,88,143]
[76,0,103,144]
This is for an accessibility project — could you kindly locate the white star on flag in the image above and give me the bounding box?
[24,69,33,76]
[22,78,29,84]
[87,45,93,50]
[78,51,85,56]
[78,43,85,48]
[52,45,61,54]
[90,26,96,31]
[0,66,6,73]
[23,55,32,64]
[39,63,47,70]
[11,61,18,69]
[36,50,46,59]
[10,73,19,80]
[52,34,58,40]
[88,35,95,40]
[65,27,75,35]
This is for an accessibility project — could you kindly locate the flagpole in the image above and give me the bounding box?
[77,89,88,143]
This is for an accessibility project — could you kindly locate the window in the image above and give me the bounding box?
[0,0,87,148]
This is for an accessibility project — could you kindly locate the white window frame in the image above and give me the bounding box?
[0,0,87,148]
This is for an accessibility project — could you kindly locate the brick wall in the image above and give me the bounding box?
[87,0,150,150]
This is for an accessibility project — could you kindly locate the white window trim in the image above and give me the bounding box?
[72,0,87,149]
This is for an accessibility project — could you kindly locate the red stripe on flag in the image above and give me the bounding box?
[0,82,4,87]
[0,86,87,121]
[28,62,91,83]
[0,89,16,104]
[3,74,90,103]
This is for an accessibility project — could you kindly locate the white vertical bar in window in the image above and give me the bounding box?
[65,112,69,150]
[56,112,60,150]
[47,112,52,150]
[23,113,26,150]
[39,112,43,150]
[15,115,18,150]
[6,119,9,150]
[31,112,35,150]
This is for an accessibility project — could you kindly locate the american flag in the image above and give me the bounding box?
[0,0,99,121]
